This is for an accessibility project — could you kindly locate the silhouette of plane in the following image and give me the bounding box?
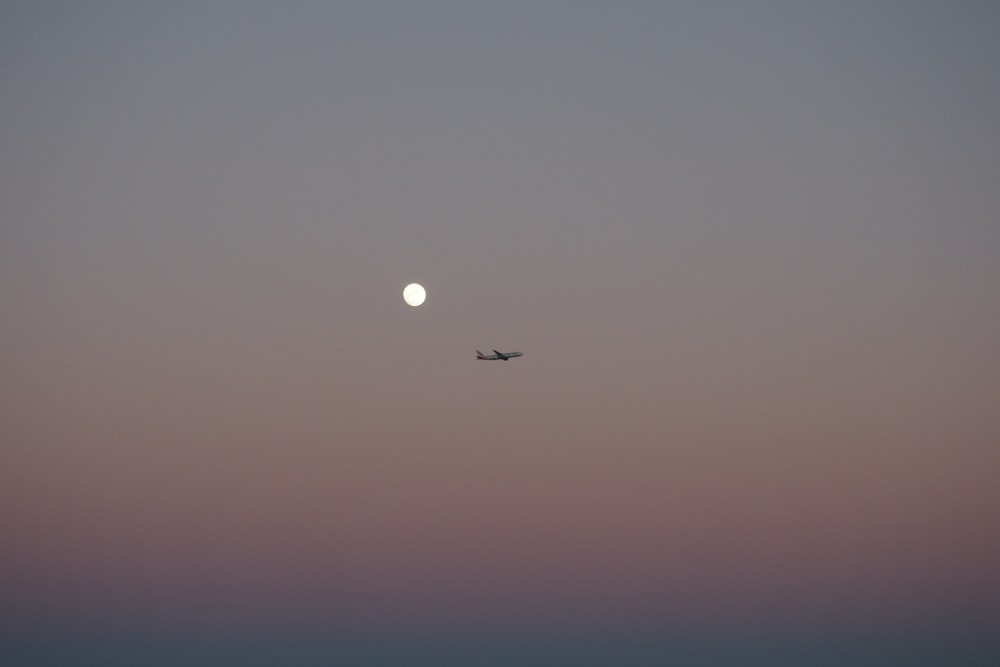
[476,349,523,361]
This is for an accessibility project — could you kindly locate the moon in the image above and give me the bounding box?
[403,282,426,307]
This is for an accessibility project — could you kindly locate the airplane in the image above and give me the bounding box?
[476,349,524,361]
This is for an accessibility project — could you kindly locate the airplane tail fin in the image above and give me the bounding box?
[476,350,486,359]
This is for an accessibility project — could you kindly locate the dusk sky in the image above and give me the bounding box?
[3,2,999,664]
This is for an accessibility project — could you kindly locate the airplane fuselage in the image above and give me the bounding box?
[477,349,523,361]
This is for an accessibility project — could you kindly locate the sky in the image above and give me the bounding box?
[2,1,999,664]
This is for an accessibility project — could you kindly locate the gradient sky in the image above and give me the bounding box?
[3,1,999,664]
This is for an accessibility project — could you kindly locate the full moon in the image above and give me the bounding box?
[403,282,426,307]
